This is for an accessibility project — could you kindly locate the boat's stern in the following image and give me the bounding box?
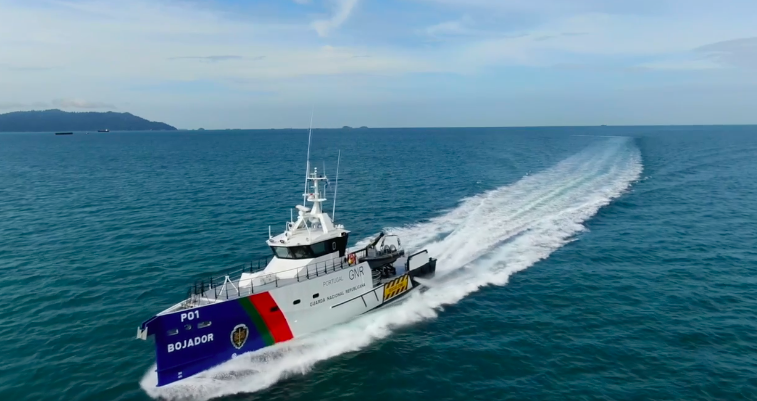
[406,250,437,280]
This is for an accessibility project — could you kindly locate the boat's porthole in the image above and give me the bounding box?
[198,321,212,329]
[293,299,301,305]
[332,242,337,250]
[184,324,192,331]
[270,306,280,312]
[167,329,179,336]
[313,293,319,298]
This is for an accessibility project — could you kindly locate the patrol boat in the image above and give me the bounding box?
[137,156,437,387]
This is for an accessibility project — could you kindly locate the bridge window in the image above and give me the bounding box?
[271,246,313,259]
[198,321,212,329]
[167,329,179,336]
[273,237,348,259]
[310,240,341,257]
[313,293,319,298]
[310,242,326,256]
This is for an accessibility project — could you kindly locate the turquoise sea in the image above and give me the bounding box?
[1,126,756,400]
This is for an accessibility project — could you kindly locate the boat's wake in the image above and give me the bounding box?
[140,137,642,400]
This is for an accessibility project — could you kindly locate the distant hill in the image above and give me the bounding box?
[0,109,176,132]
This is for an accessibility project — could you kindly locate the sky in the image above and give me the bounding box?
[0,0,756,129]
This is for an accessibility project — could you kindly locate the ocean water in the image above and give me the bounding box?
[1,126,756,401]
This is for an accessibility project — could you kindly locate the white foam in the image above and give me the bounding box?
[141,137,642,400]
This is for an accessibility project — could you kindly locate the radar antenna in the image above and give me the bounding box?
[303,110,313,206]
[332,150,341,221]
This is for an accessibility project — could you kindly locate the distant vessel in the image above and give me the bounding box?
[55,132,73,135]
[98,129,109,132]
[137,125,437,387]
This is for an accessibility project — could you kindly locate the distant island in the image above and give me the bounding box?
[342,126,369,129]
[0,109,176,132]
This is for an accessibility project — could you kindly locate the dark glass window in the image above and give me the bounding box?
[271,246,314,259]
[310,242,327,256]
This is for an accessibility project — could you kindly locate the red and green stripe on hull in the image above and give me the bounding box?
[237,292,293,346]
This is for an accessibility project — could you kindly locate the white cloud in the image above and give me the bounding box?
[0,101,49,110]
[168,55,253,62]
[51,98,116,109]
[420,10,757,73]
[311,0,358,37]
[634,59,723,71]
[696,37,757,69]
[0,0,430,83]
[424,15,477,37]
[2,0,757,127]
[415,0,650,16]
[0,99,114,110]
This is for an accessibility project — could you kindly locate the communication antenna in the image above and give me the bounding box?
[303,110,313,206]
[332,150,341,221]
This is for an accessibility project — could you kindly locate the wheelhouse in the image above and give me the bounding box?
[270,234,349,260]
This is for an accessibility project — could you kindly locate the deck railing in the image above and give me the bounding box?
[181,233,417,308]
[185,249,371,306]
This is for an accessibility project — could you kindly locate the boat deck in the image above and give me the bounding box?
[172,249,410,311]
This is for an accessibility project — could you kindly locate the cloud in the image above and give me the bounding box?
[632,59,722,71]
[168,55,250,62]
[696,37,757,69]
[170,56,243,62]
[425,16,478,37]
[434,9,757,73]
[51,99,116,109]
[0,99,115,110]
[312,0,358,37]
[533,32,587,42]
[422,15,530,44]
[2,0,757,128]
[0,0,427,83]
[0,101,49,110]
[415,0,664,17]
[0,64,54,72]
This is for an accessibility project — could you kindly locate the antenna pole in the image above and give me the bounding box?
[303,111,313,206]
[332,150,340,221]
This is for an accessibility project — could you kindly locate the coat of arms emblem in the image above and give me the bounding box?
[231,324,249,349]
